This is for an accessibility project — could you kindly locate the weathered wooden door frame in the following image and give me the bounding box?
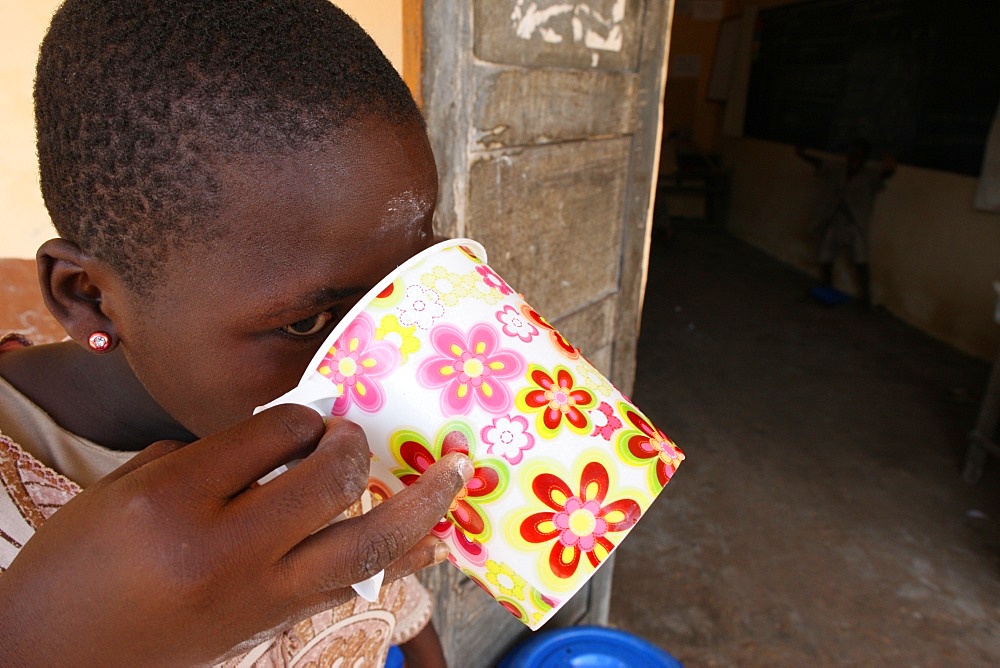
[415,0,670,396]
[413,1,673,664]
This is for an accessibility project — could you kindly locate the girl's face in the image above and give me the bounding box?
[105,117,439,438]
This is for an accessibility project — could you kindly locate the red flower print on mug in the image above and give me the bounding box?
[519,304,580,359]
[516,364,597,439]
[519,461,641,581]
[390,423,507,547]
[617,403,684,491]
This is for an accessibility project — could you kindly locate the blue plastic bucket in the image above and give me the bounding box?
[497,626,682,668]
[384,644,404,668]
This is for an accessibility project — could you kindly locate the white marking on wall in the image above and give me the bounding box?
[510,0,626,65]
[512,2,573,41]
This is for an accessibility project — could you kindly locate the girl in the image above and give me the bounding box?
[0,1,469,665]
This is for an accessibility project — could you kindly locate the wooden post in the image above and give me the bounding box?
[401,0,422,107]
[418,2,673,664]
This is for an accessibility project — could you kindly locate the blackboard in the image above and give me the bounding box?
[744,0,1000,176]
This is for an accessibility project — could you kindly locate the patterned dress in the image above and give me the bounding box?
[0,335,432,667]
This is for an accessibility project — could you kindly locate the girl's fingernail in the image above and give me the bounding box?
[434,541,451,563]
[457,455,474,482]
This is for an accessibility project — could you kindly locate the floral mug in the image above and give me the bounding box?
[258,239,683,629]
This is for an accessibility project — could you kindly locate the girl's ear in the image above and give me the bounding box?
[36,238,119,352]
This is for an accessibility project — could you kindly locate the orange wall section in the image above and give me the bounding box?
[666,15,718,152]
[662,0,790,155]
[0,1,409,260]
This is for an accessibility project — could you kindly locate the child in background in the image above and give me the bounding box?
[797,139,896,307]
[0,1,472,665]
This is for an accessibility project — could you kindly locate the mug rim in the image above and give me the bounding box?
[291,237,487,384]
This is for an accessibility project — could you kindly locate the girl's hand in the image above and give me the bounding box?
[0,404,471,666]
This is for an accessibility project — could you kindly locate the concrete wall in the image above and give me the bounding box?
[661,0,1000,361]
[0,1,404,260]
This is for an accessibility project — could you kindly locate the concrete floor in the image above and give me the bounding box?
[608,222,1000,665]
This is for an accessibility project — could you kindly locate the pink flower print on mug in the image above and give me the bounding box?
[318,312,399,415]
[495,305,540,343]
[397,284,445,330]
[476,264,513,295]
[417,322,526,416]
[481,414,536,465]
[462,564,558,629]
[590,402,623,441]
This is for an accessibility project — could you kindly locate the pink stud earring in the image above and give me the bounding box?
[87,331,112,352]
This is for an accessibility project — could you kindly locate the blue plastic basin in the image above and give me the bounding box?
[497,626,682,668]
[384,644,404,668]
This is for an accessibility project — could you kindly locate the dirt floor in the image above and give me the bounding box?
[607,222,1000,666]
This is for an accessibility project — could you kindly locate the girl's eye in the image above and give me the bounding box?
[280,311,334,337]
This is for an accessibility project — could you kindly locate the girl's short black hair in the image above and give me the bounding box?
[35,0,423,293]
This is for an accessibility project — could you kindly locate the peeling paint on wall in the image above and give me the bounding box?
[510,0,626,66]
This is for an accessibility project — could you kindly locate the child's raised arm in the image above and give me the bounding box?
[0,404,471,665]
